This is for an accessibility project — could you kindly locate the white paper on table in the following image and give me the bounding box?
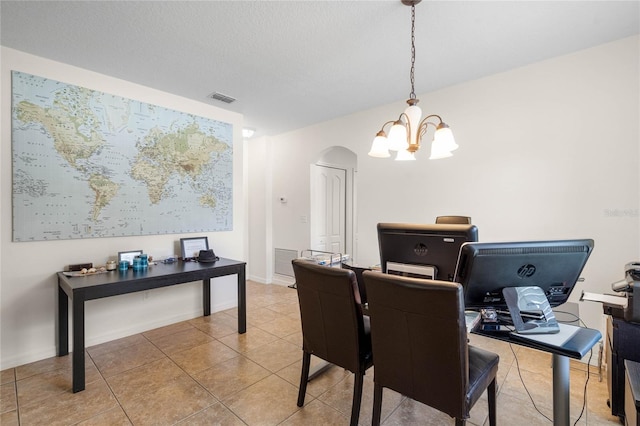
[580,291,628,308]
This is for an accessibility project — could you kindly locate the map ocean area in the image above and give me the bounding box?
[11,71,233,241]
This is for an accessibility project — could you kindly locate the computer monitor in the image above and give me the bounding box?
[377,223,479,281]
[454,239,594,311]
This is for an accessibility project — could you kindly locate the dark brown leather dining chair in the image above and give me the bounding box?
[363,271,499,426]
[341,262,369,306]
[292,259,373,426]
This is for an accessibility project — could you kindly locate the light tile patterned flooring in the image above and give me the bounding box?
[0,280,623,425]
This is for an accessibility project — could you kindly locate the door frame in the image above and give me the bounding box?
[310,164,347,255]
[310,146,357,262]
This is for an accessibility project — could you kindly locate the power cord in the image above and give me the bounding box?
[553,309,582,325]
[552,308,596,423]
[509,343,552,422]
[572,349,593,425]
[509,313,594,425]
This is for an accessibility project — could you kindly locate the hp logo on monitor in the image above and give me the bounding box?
[414,243,428,256]
[517,264,536,278]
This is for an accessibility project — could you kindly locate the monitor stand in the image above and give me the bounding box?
[502,286,560,334]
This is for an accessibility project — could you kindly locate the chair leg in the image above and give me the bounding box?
[297,351,311,407]
[455,419,465,426]
[350,371,364,426]
[487,378,497,426]
[372,382,383,426]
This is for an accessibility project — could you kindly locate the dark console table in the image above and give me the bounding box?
[57,258,246,392]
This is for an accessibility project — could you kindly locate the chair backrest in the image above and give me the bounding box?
[435,215,472,224]
[292,259,366,373]
[340,262,369,305]
[363,271,469,419]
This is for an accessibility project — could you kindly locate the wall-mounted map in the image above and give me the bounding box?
[11,71,233,241]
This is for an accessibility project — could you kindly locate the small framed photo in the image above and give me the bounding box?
[118,249,143,266]
[180,237,209,260]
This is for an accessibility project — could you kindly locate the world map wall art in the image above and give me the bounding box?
[11,71,233,241]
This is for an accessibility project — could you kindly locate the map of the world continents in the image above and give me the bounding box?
[11,71,233,241]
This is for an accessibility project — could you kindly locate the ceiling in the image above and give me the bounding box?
[1,1,639,138]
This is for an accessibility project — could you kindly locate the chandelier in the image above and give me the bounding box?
[368,0,457,161]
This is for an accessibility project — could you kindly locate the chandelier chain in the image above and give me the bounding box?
[409,3,416,100]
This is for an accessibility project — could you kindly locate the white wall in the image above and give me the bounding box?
[247,136,272,283]
[0,47,246,369]
[256,36,640,334]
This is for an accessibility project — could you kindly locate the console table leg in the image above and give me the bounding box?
[57,284,69,356]
[203,278,211,316]
[72,297,85,393]
[553,353,570,426]
[238,267,246,333]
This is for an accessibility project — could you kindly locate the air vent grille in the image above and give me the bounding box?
[477,245,589,256]
[208,92,236,104]
[274,248,298,277]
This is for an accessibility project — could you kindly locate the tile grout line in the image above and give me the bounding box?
[85,349,136,426]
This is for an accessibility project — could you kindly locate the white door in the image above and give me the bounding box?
[311,165,346,255]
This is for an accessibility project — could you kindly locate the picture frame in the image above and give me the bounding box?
[180,236,209,260]
[118,249,143,266]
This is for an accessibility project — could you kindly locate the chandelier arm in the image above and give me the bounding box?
[417,118,438,134]
[417,122,429,140]
[422,114,443,123]
[398,112,413,146]
[378,120,398,133]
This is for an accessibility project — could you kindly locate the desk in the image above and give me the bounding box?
[57,258,246,393]
[474,323,601,426]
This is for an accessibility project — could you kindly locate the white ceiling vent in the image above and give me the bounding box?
[208,92,236,104]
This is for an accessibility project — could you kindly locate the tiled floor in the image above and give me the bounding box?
[0,280,623,425]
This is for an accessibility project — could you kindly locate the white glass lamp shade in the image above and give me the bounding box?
[404,104,422,146]
[368,134,391,158]
[429,137,454,159]
[395,149,416,161]
[387,121,409,151]
[433,126,458,152]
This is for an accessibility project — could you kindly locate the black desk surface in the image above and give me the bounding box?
[58,258,246,299]
[473,322,601,359]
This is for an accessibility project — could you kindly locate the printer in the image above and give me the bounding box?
[607,262,640,323]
